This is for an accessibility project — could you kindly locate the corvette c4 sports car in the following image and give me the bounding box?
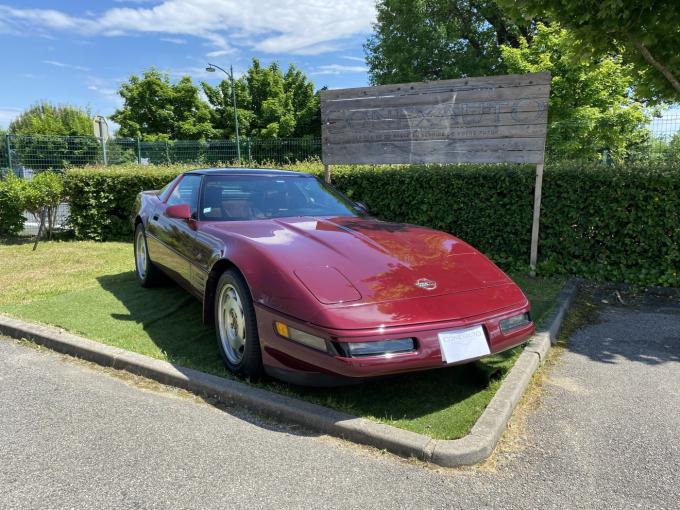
[132,168,534,386]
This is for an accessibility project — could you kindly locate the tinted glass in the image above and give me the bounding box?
[167,174,202,216]
[200,175,360,221]
[157,177,179,202]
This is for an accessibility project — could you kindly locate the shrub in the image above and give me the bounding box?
[64,161,680,286]
[64,164,189,240]
[24,171,65,237]
[0,172,28,237]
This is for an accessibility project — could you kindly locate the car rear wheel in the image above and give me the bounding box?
[215,269,263,379]
[134,223,163,287]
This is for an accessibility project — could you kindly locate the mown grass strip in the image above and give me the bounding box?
[0,240,564,439]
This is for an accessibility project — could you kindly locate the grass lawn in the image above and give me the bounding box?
[0,240,564,440]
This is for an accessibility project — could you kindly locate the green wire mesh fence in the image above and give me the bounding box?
[2,116,680,174]
[2,116,680,238]
[0,135,322,173]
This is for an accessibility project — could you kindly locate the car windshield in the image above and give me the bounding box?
[199,174,362,221]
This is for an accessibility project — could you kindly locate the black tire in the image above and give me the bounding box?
[214,269,263,379]
[134,223,164,287]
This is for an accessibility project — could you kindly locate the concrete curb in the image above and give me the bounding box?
[0,278,579,467]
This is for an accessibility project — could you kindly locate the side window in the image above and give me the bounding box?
[158,176,180,202]
[166,174,202,217]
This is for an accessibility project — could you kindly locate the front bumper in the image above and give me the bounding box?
[255,303,534,386]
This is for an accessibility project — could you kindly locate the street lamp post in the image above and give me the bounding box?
[206,63,241,161]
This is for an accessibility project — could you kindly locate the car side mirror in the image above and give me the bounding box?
[166,203,192,220]
[355,201,369,214]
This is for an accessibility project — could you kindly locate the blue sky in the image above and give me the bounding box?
[0,0,376,129]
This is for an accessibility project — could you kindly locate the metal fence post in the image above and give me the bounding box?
[5,133,12,169]
[100,137,108,165]
[247,138,252,161]
[136,138,142,164]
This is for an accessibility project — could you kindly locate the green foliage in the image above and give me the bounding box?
[0,173,28,237]
[111,69,215,140]
[65,161,680,286]
[364,0,533,84]
[10,135,101,170]
[501,23,652,161]
[64,165,188,240]
[662,133,680,163]
[201,59,320,139]
[24,171,65,237]
[9,102,92,136]
[497,0,680,102]
[537,162,680,286]
[0,171,65,238]
[24,171,63,213]
[8,102,100,169]
[326,163,680,286]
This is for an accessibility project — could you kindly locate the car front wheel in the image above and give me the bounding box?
[134,223,163,287]
[214,269,263,379]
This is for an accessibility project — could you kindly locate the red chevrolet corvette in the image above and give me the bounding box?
[132,168,534,385]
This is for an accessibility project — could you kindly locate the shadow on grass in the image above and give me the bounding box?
[96,270,515,435]
[96,271,226,375]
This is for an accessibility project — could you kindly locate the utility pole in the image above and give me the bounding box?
[206,63,241,161]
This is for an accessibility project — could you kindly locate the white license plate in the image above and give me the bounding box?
[438,325,490,364]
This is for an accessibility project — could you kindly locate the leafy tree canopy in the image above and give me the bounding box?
[9,102,92,136]
[364,0,534,84]
[501,23,652,161]
[201,58,320,139]
[497,0,680,102]
[111,69,214,140]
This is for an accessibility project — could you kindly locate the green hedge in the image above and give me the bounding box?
[64,161,680,286]
[65,165,188,240]
[0,173,28,237]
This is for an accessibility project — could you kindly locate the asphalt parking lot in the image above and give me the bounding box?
[1,289,678,509]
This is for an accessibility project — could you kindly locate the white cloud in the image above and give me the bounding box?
[0,1,376,55]
[206,49,233,58]
[312,63,367,75]
[160,37,186,44]
[0,107,22,129]
[43,60,90,72]
[86,77,124,107]
[341,55,365,62]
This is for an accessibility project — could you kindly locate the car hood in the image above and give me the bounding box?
[202,216,521,315]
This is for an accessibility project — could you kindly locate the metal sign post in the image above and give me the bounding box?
[93,116,109,166]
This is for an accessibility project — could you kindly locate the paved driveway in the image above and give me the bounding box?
[1,292,678,509]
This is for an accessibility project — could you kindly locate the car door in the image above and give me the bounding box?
[147,174,202,289]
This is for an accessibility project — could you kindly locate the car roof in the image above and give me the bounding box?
[185,167,311,177]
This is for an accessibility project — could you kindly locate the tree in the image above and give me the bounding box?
[201,58,320,139]
[9,102,91,136]
[244,60,295,138]
[501,23,651,161]
[284,66,321,137]
[24,170,64,244]
[112,69,214,140]
[201,75,254,139]
[497,0,680,102]
[8,102,98,169]
[364,0,534,84]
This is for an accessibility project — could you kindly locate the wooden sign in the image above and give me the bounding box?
[320,72,551,165]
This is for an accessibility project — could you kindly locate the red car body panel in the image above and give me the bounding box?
[133,169,534,385]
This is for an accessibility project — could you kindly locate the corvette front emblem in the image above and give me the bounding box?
[415,278,437,290]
